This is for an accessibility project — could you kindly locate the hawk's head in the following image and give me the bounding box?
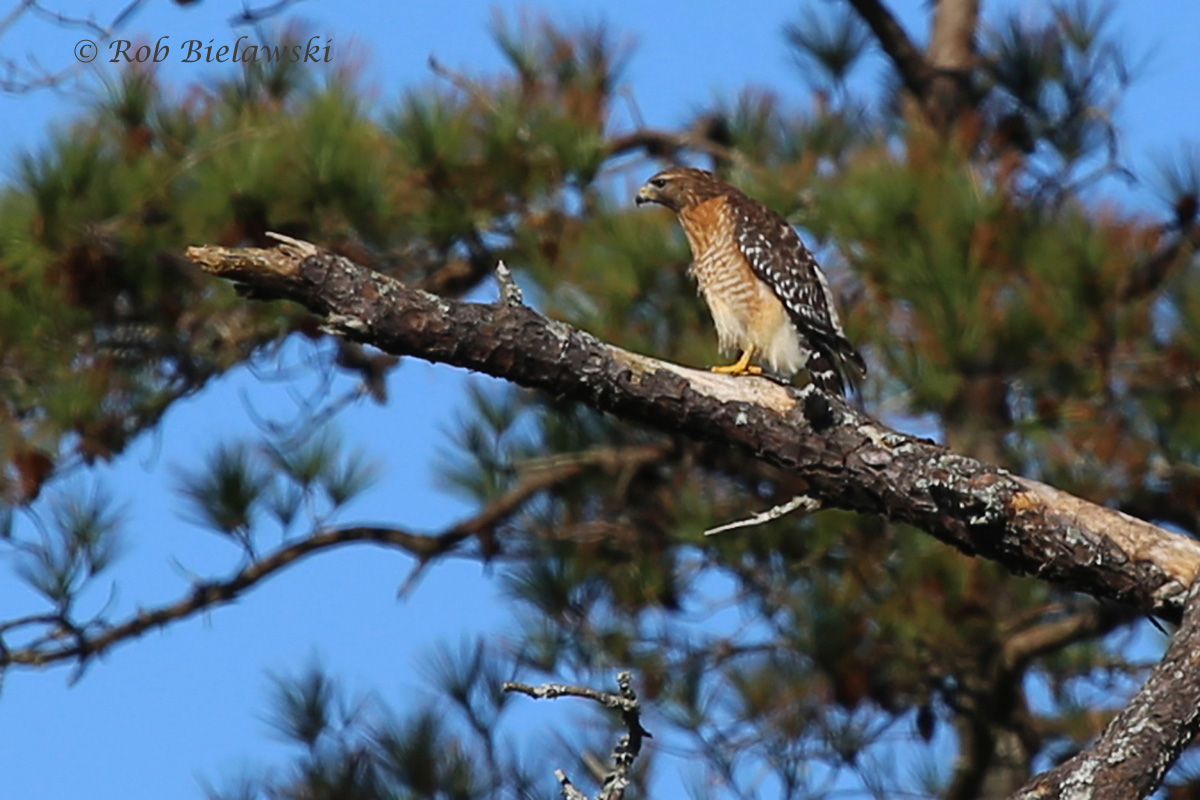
[636,167,727,213]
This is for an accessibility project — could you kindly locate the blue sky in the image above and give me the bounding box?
[1,2,1198,798]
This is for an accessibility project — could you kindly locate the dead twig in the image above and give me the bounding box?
[505,671,650,800]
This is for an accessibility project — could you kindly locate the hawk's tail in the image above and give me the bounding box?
[806,336,866,397]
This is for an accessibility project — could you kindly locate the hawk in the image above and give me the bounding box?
[636,167,864,396]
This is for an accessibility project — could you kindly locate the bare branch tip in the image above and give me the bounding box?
[265,231,320,259]
[554,769,588,800]
[704,494,821,536]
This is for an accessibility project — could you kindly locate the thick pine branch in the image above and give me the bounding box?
[845,0,934,100]
[188,238,1200,622]
[846,0,978,131]
[1012,576,1200,799]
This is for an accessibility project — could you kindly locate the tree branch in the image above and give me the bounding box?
[1011,576,1200,799]
[1001,605,1131,673]
[505,671,650,800]
[604,127,736,165]
[227,0,306,27]
[1121,222,1200,301]
[0,525,440,672]
[187,238,1200,622]
[449,443,667,539]
[0,439,659,673]
[846,0,978,132]
[845,0,935,101]
[0,0,157,94]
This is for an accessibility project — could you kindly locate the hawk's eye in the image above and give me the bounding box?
[650,178,667,188]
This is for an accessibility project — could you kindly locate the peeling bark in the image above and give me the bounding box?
[188,239,1200,623]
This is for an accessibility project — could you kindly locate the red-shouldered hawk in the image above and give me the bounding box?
[636,167,864,395]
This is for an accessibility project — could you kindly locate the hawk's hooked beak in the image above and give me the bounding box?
[635,183,657,206]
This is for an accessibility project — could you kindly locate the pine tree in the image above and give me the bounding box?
[4,5,1200,799]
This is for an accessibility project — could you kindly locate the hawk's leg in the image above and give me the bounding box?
[711,347,763,376]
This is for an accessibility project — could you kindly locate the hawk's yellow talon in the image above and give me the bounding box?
[711,349,761,375]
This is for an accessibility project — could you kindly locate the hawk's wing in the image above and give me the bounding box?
[729,194,865,393]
